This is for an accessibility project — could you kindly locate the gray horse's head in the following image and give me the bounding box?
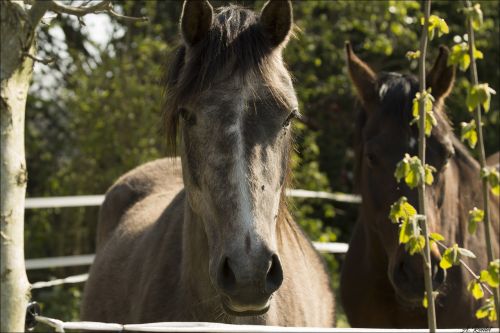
[164,0,297,316]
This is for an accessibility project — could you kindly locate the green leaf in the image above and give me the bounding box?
[440,244,460,270]
[429,232,445,242]
[406,50,420,60]
[467,83,497,112]
[389,196,417,224]
[460,120,478,149]
[480,260,500,288]
[405,234,425,255]
[424,164,436,185]
[468,207,484,234]
[463,4,484,30]
[411,91,435,136]
[448,43,470,71]
[467,279,484,300]
[422,15,449,40]
[475,296,497,322]
[422,291,438,309]
[399,219,412,244]
[488,169,500,196]
[394,155,410,183]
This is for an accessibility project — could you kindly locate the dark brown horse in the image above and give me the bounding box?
[81,0,334,326]
[341,43,499,328]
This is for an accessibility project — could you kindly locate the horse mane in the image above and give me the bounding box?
[162,4,288,151]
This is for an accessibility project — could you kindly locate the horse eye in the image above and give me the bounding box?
[283,108,300,128]
[179,108,196,125]
[366,153,377,167]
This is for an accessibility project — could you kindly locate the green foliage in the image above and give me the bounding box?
[481,167,500,196]
[422,14,449,40]
[395,154,435,189]
[406,50,421,60]
[423,291,439,309]
[440,244,476,270]
[476,296,497,322]
[467,279,485,300]
[480,260,500,288]
[448,42,483,71]
[389,196,417,224]
[463,3,484,30]
[411,90,436,136]
[466,83,497,113]
[460,119,478,148]
[468,207,484,234]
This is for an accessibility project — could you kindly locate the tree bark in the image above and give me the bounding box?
[1,2,37,332]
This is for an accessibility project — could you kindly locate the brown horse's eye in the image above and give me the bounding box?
[283,108,300,128]
[366,153,377,167]
[179,108,196,126]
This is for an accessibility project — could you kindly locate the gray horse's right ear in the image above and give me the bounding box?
[345,42,377,107]
[180,0,213,46]
[260,0,293,47]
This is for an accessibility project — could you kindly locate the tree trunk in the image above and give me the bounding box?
[1,2,36,332]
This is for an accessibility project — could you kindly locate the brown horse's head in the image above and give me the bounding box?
[347,43,456,304]
[164,0,297,316]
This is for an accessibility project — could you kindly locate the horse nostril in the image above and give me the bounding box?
[265,255,283,294]
[219,257,237,292]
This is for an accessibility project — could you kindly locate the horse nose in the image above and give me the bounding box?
[217,253,283,302]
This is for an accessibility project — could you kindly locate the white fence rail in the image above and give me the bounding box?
[34,316,493,333]
[26,242,348,271]
[25,190,361,209]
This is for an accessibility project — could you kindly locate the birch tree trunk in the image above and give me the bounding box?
[1,2,37,331]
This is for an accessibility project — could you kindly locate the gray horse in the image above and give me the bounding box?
[81,0,334,326]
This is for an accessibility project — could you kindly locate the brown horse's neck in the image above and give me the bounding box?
[180,200,217,306]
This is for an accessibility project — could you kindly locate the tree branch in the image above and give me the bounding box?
[28,1,51,28]
[23,52,55,65]
[48,0,148,22]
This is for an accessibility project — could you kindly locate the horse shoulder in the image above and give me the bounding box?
[96,158,183,249]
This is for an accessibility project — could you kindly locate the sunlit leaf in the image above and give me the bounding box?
[406,50,420,60]
[488,170,500,196]
[424,164,436,185]
[389,196,417,225]
[467,279,484,300]
[429,232,445,242]
[480,260,500,288]
[460,120,478,149]
[475,296,497,322]
[440,244,460,270]
[467,83,497,112]
[468,207,484,234]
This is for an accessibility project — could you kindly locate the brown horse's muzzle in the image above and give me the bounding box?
[389,245,446,304]
[213,248,283,316]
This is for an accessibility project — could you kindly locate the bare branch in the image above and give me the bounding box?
[48,0,148,22]
[23,52,55,65]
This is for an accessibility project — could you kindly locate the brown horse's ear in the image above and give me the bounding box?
[427,45,455,101]
[260,0,293,47]
[345,42,378,106]
[180,0,213,46]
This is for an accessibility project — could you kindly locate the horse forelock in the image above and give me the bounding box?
[163,4,291,153]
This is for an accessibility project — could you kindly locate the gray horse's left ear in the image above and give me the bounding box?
[427,45,455,101]
[260,0,293,47]
[180,0,214,46]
